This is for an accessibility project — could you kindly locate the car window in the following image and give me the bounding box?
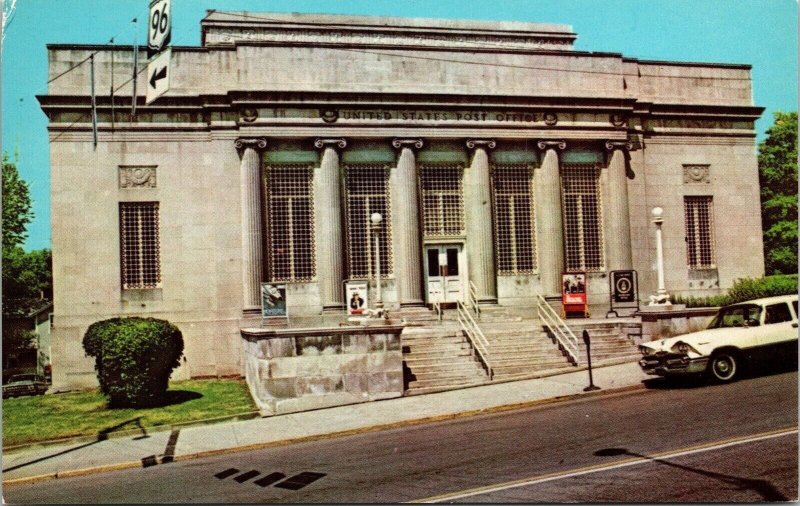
[793,301,798,318]
[765,303,793,325]
[709,305,762,328]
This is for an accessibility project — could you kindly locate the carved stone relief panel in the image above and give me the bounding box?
[119,166,157,188]
[683,164,710,184]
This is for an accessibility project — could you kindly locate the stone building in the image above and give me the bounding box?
[39,11,764,390]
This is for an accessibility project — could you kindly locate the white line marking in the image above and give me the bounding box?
[412,427,798,503]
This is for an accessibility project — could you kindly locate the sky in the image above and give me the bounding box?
[1,0,797,251]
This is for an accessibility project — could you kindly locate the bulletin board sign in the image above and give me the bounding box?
[346,281,368,315]
[261,283,288,318]
[608,270,639,317]
[562,272,589,318]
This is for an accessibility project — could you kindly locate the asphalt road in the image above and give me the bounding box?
[5,370,797,503]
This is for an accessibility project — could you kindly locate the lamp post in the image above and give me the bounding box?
[370,212,383,310]
[650,207,671,305]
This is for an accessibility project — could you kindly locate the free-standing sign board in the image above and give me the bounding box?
[607,270,639,317]
[562,272,589,318]
[346,281,368,315]
[261,283,288,318]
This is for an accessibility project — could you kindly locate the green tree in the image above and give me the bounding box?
[2,246,52,299]
[759,111,798,274]
[2,152,34,252]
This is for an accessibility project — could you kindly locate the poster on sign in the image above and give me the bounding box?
[562,272,589,318]
[346,281,368,315]
[261,283,287,318]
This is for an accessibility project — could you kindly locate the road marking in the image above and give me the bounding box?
[408,426,799,503]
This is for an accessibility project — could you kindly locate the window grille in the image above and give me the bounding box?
[345,164,392,278]
[120,202,161,288]
[420,164,464,237]
[684,196,716,269]
[561,164,605,272]
[492,164,537,274]
[266,164,315,282]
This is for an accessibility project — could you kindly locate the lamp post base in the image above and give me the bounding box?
[583,385,601,392]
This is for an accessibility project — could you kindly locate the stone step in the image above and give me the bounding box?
[403,350,475,361]
[405,379,489,395]
[407,376,488,390]
[492,365,579,381]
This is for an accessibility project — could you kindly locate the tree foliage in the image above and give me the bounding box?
[758,111,798,274]
[2,152,33,252]
[2,246,52,299]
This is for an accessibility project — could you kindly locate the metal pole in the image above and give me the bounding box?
[374,226,383,310]
[583,329,600,391]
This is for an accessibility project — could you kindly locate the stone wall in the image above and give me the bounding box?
[638,307,719,342]
[241,325,404,416]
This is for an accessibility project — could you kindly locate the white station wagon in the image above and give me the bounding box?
[639,295,799,382]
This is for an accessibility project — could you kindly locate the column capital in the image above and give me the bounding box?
[234,137,268,151]
[314,138,347,150]
[392,138,424,150]
[605,140,633,152]
[536,140,567,151]
[466,139,496,150]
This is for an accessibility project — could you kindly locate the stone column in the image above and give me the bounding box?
[235,137,268,313]
[314,138,347,312]
[603,141,634,272]
[465,139,498,304]
[534,140,567,297]
[390,139,425,308]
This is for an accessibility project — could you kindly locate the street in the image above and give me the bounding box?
[5,370,797,503]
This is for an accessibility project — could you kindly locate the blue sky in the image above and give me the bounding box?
[2,0,797,251]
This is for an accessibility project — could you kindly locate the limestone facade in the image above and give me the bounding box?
[39,11,764,388]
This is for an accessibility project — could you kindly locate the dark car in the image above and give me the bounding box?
[2,374,49,398]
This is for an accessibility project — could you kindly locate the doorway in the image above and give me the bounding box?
[424,244,465,304]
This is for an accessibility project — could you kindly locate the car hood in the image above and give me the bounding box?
[641,327,735,352]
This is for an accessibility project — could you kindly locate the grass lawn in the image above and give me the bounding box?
[2,379,257,447]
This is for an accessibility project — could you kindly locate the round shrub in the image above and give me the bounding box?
[83,317,184,408]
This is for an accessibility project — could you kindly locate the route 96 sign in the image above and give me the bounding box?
[611,270,636,303]
[148,0,171,55]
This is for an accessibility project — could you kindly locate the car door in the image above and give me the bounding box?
[756,300,798,363]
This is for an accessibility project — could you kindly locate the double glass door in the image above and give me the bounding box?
[425,245,464,303]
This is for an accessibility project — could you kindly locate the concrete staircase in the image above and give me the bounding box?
[401,323,490,395]
[564,319,642,367]
[482,321,577,381]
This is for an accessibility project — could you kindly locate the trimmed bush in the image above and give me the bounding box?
[673,274,798,308]
[83,317,184,408]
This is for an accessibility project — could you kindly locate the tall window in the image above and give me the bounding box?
[492,164,537,274]
[267,164,315,281]
[420,164,464,237]
[561,164,605,272]
[684,196,716,269]
[120,202,161,288]
[345,164,392,278]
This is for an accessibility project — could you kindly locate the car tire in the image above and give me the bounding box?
[708,351,739,382]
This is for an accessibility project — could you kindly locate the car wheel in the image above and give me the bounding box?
[709,351,738,382]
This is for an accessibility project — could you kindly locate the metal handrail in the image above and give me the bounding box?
[433,300,442,323]
[456,300,493,379]
[535,293,579,364]
[468,281,481,317]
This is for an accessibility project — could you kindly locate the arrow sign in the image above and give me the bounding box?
[149,66,167,89]
[145,48,171,105]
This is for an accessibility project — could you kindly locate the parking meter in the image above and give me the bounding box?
[582,329,600,391]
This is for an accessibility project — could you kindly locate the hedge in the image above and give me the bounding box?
[673,274,798,308]
[83,317,184,408]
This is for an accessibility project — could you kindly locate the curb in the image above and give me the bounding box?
[3,382,647,487]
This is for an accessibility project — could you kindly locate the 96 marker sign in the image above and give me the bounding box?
[148,0,171,56]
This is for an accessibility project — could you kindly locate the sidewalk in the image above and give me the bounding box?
[2,361,648,485]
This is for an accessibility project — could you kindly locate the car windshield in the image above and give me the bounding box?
[707,304,762,329]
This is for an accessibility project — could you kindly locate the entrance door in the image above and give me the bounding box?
[425,245,464,304]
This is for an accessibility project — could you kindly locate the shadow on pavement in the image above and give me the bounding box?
[593,447,789,501]
[3,417,148,473]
